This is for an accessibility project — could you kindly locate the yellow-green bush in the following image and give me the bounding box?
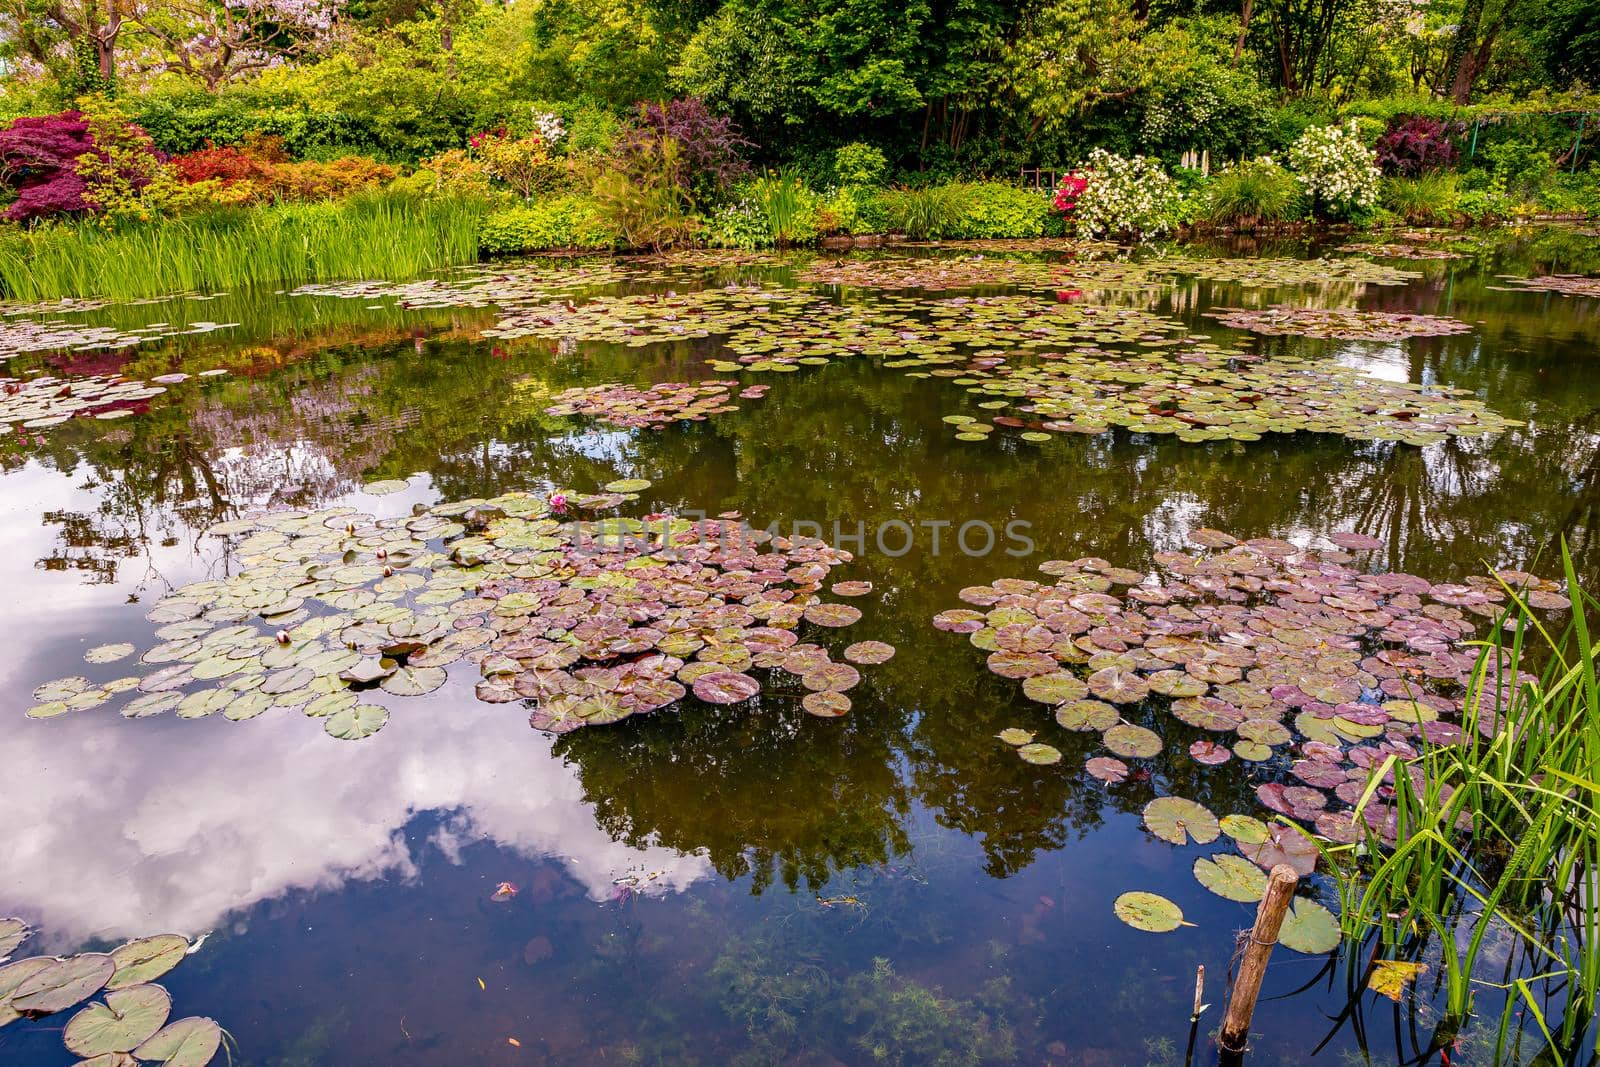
[479,196,617,253]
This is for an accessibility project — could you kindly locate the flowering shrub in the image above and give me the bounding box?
[1051,171,1088,216]
[1287,121,1382,219]
[0,111,96,222]
[388,150,494,200]
[530,111,566,146]
[1071,149,1182,238]
[474,130,558,200]
[1375,116,1460,177]
[271,157,396,200]
[705,195,771,249]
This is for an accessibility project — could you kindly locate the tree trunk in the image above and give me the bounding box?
[1445,0,1486,102]
[1234,0,1254,64]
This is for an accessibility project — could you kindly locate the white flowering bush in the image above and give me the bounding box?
[1286,121,1382,219]
[1072,149,1183,238]
[531,110,566,146]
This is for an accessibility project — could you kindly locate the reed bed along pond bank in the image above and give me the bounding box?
[0,193,484,303]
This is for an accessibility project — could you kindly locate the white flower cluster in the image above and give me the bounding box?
[1286,120,1381,218]
[1073,148,1182,238]
[531,110,566,146]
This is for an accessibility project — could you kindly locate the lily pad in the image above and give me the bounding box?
[692,671,760,704]
[1104,723,1161,759]
[84,643,136,664]
[0,919,29,961]
[132,1016,223,1066]
[1143,796,1221,846]
[1278,898,1341,954]
[997,728,1034,746]
[63,985,172,1056]
[1193,854,1269,902]
[10,953,115,1015]
[323,703,389,740]
[1017,742,1062,765]
[107,937,188,990]
[1085,756,1129,783]
[602,478,652,494]
[1113,891,1184,933]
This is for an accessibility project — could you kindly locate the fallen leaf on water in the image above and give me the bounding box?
[491,882,518,902]
[477,977,485,990]
[509,1037,522,1047]
[1368,959,1427,1001]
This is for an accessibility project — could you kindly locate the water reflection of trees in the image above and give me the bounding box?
[554,698,913,895]
[9,251,1600,889]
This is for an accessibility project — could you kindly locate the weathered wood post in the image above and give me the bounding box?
[1218,864,1298,1060]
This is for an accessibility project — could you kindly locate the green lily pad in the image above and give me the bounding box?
[132,1016,223,1066]
[107,937,188,990]
[84,643,136,664]
[1114,891,1184,933]
[0,957,53,1028]
[1219,813,1271,845]
[362,478,410,496]
[64,984,172,1056]
[1143,796,1221,845]
[324,703,389,740]
[1278,898,1341,954]
[997,728,1034,746]
[1017,742,1062,765]
[378,666,446,697]
[10,953,115,1015]
[602,478,652,493]
[1194,854,1269,902]
[1104,723,1161,759]
[0,919,29,961]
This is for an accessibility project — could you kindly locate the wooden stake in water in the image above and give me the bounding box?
[1219,864,1298,1058]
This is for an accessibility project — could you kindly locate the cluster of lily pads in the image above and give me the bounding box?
[544,380,769,429]
[1331,242,1467,261]
[1496,274,1600,299]
[940,533,1566,936]
[1162,257,1421,288]
[794,255,1149,293]
[28,483,888,738]
[1203,307,1475,341]
[1,371,227,435]
[0,918,222,1065]
[0,316,237,362]
[929,334,1512,446]
[483,287,816,347]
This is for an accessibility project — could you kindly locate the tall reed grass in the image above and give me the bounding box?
[0,193,485,301]
[878,185,972,241]
[1313,545,1599,1061]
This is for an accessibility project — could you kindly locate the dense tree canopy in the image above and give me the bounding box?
[0,0,1594,174]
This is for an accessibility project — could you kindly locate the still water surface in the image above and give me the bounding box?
[2,228,1599,1066]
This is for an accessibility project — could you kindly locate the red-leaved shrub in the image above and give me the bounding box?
[0,111,95,222]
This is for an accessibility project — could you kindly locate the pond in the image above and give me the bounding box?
[1,226,1598,1067]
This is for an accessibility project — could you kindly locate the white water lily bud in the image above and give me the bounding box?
[275,630,291,645]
